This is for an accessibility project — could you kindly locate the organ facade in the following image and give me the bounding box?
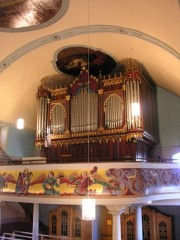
[35,59,159,163]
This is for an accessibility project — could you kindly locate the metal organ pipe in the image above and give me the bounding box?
[110,96,113,128]
[86,90,89,130]
[71,90,98,133]
[40,98,42,137]
[86,89,89,131]
[126,77,141,130]
[130,80,134,129]
[114,97,117,128]
[36,97,49,138]
[43,99,48,135]
[91,93,98,130]
[126,82,130,130]
[36,99,40,138]
[38,98,42,138]
[105,95,123,129]
[82,90,85,132]
[50,104,65,134]
[40,98,44,138]
[55,105,58,133]
[77,92,80,132]
[71,97,74,132]
[114,96,117,128]
[137,80,141,128]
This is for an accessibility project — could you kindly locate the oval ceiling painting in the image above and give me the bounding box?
[0,0,66,30]
[56,47,117,77]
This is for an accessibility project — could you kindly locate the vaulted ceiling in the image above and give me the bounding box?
[0,0,179,130]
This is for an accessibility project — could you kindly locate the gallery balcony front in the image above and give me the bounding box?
[0,160,180,207]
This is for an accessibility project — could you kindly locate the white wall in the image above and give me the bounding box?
[0,126,36,158]
[153,87,180,160]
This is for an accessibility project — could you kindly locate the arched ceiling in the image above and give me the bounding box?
[0,0,179,130]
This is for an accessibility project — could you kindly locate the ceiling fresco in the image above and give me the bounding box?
[0,0,63,28]
[56,47,117,77]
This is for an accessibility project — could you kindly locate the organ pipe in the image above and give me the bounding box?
[50,104,65,134]
[71,89,98,133]
[126,78,141,130]
[104,94,123,129]
[36,100,40,138]
[36,97,49,139]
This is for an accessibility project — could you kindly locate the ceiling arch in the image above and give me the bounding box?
[0,25,179,73]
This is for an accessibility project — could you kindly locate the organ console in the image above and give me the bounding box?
[35,58,159,163]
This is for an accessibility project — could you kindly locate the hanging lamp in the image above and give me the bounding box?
[16,117,24,129]
[16,75,25,129]
[82,198,96,220]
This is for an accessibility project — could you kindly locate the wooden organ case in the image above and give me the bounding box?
[35,59,159,163]
[49,206,92,239]
[99,206,173,240]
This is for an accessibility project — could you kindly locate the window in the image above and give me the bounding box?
[52,215,57,235]
[127,220,134,240]
[142,215,150,240]
[172,152,180,162]
[61,210,68,236]
[74,217,81,237]
[159,221,168,240]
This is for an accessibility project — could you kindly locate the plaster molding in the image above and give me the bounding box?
[0,25,179,73]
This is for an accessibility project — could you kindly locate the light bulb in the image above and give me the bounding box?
[17,118,24,129]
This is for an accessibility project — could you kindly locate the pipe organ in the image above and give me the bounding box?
[35,59,159,163]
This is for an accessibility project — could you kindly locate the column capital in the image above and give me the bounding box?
[106,204,126,215]
[66,95,71,101]
[133,203,144,209]
[98,89,104,95]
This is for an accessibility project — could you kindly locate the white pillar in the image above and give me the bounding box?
[33,203,39,240]
[92,219,98,240]
[106,205,126,240]
[135,205,143,240]
[112,211,121,240]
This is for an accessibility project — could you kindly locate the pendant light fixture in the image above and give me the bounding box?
[82,198,96,220]
[16,75,25,129]
[16,117,24,129]
[82,0,96,221]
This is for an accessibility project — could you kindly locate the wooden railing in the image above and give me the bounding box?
[1,231,83,240]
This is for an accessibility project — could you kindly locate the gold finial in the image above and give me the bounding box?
[125,58,138,70]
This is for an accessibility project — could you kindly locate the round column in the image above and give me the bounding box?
[106,204,126,240]
[135,205,143,240]
[111,211,121,240]
[33,203,39,240]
